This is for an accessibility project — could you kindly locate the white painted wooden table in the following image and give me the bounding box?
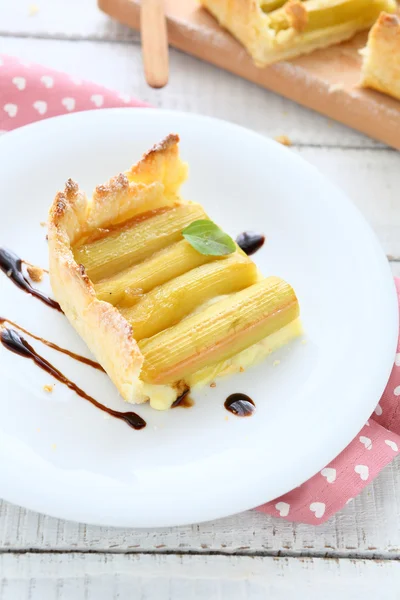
[1,1,400,597]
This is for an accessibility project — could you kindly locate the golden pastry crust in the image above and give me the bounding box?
[360,12,400,101]
[200,0,397,66]
[27,264,44,282]
[48,135,188,404]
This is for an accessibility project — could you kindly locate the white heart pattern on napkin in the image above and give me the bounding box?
[359,436,372,450]
[12,76,26,91]
[320,467,336,483]
[40,75,54,88]
[354,464,369,481]
[309,502,325,519]
[275,502,290,517]
[385,439,399,452]
[33,100,47,115]
[374,403,383,416]
[62,97,75,111]
[91,94,104,107]
[3,103,18,117]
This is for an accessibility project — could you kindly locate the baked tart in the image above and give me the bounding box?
[48,135,300,410]
[200,0,396,66]
[360,12,400,101]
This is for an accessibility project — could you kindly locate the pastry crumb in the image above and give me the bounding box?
[239,366,245,373]
[27,264,44,282]
[273,360,281,367]
[225,415,229,421]
[51,443,57,451]
[43,384,54,393]
[329,82,345,93]
[210,382,216,388]
[40,221,47,227]
[28,4,39,15]
[275,135,292,147]
[36,427,41,433]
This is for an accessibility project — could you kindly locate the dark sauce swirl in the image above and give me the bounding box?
[236,232,265,256]
[171,388,194,408]
[224,393,256,417]
[0,248,61,311]
[0,328,146,430]
[0,317,103,371]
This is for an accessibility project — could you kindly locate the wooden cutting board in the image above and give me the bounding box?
[98,0,400,150]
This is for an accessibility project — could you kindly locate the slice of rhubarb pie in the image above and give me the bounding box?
[48,135,301,410]
[200,0,396,66]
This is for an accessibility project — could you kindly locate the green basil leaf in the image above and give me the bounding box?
[182,219,236,256]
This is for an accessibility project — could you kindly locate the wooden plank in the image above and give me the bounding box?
[0,458,399,556]
[0,553,399,599]
[0,0,136,42]
[98,0,400,151]
[1,35,381,149]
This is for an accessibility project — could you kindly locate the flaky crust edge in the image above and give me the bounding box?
[48,134,188,404]
[360,12,400,101]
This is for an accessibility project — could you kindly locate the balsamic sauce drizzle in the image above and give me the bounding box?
[224,393,256,417]
[0,328,146,430]
[0,249,145,429]
[171,388,194,408]
[236,232,265,256]
[0,317,103,371]
[0,248,61,311]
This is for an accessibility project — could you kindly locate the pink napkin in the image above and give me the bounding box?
[1,54,399,524]
[0,54,148,130]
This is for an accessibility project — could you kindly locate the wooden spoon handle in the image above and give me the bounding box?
[140,0,169,88]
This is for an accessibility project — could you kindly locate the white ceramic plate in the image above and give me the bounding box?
[0,109,397,527]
